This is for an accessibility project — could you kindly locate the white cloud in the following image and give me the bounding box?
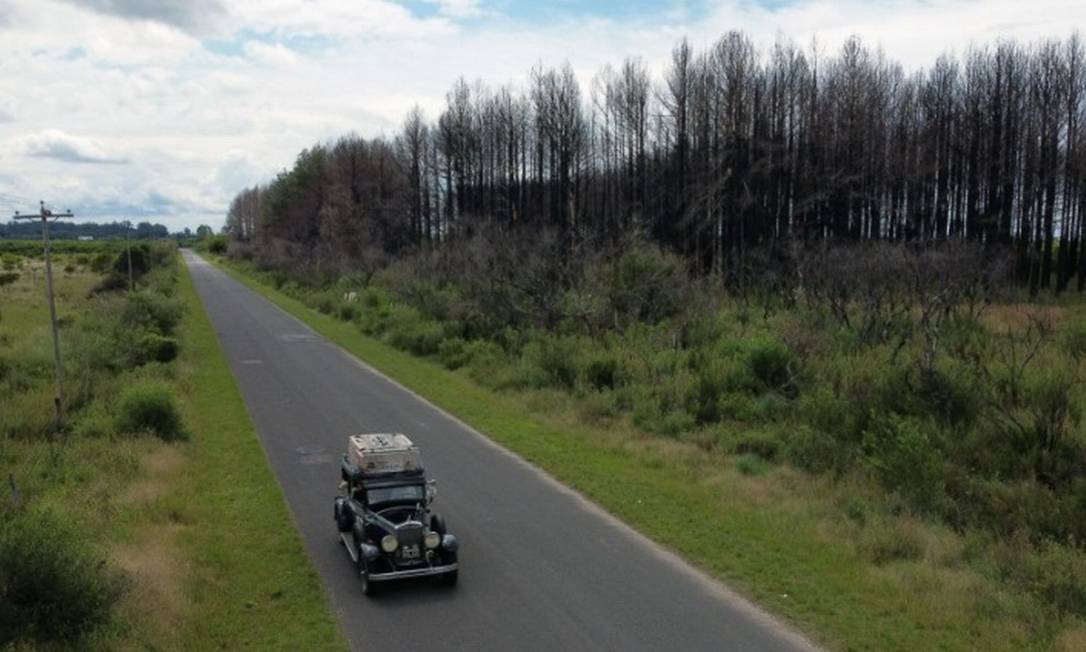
[425,0,485,19]
[56,0,227,34]
[19,129,128,164]
[0,0,1083,231]
[242,40,298,66]
[229,0,456,39]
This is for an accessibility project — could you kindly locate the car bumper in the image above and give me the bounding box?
[369,563,458,582]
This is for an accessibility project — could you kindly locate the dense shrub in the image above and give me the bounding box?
[733,430,782,461]
[122,291,184,336]
[0,511,126,644]
[525,337,582,390]
[337,303,358,322]
[131,331,180,365]
[463,340,512,386]
[113,244,150,278]
[583,354,620,390]
[90,252,112,273]
[742,337,794,393]
[862,413,948,512]
[785,425,853,473]
[207,234,227,254]
[114,382,185,440]
[597,238,693,328]
[385,310,445,356]
[735,453,771,476]
[437,337,470,370]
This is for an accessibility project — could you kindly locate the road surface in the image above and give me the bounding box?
[183,250,815,651]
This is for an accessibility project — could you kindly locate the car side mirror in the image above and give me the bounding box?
[426,479,437,505]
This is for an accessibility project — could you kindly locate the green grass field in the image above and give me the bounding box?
[0,245,344,649]
[212,255,1086,651]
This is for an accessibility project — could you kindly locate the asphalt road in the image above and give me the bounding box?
[184,250,815,652]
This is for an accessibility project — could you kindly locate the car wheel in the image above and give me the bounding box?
[357,551,378,596]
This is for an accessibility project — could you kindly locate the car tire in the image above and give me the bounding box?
[357,551,378,596]
[430,514,446,537]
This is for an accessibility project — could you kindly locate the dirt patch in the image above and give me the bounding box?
[119,446,186,506]
[1056,624,1086,652]
[114,524,187,641]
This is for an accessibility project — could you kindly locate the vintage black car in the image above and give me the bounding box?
[334,456,459,595]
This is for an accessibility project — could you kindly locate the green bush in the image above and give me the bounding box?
[122,291,184,336]
[464,340,513,387]
[911,365,980,426]
[743,337,794,393]
[718,392,789,423]
[114,382,185,441]
[659,410,697,436]
[0,510,126,644]
[733,430,782,461]
[90,252,112,273]
[130,331,180,365]
[785,426,853,473]
[584,354,620,390]
[337,303,358,322]
[113,245,150,278]
[862,413,947,512]
[437,337,470,370]
[735,453,771,476]
[797,387,855,439]
[207,234,227,254]
[0,271,18,287]
[386,312,445,356]
[524,337,581,390]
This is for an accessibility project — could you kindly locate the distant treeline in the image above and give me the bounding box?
[0,220,170,240]
[227,32,1086,294]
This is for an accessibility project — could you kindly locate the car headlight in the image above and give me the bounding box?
[424,531,441,549]
[380,534,398,553]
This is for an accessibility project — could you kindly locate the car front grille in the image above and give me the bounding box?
[395,521,424,548]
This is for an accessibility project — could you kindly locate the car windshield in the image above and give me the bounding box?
[367,484,425,505]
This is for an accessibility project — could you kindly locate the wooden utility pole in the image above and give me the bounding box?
[13,201,75,427]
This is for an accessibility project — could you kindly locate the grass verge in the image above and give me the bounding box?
[210,255,1078,651]
[174,256,345,649]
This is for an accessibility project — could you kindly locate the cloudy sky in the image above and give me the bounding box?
[0,0,1082,231]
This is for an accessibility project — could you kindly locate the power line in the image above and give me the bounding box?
[12,200,79,428]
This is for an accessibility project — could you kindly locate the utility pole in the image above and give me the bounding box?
[13,201,75,427]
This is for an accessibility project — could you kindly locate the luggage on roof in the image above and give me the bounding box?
[347,433,423,474]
